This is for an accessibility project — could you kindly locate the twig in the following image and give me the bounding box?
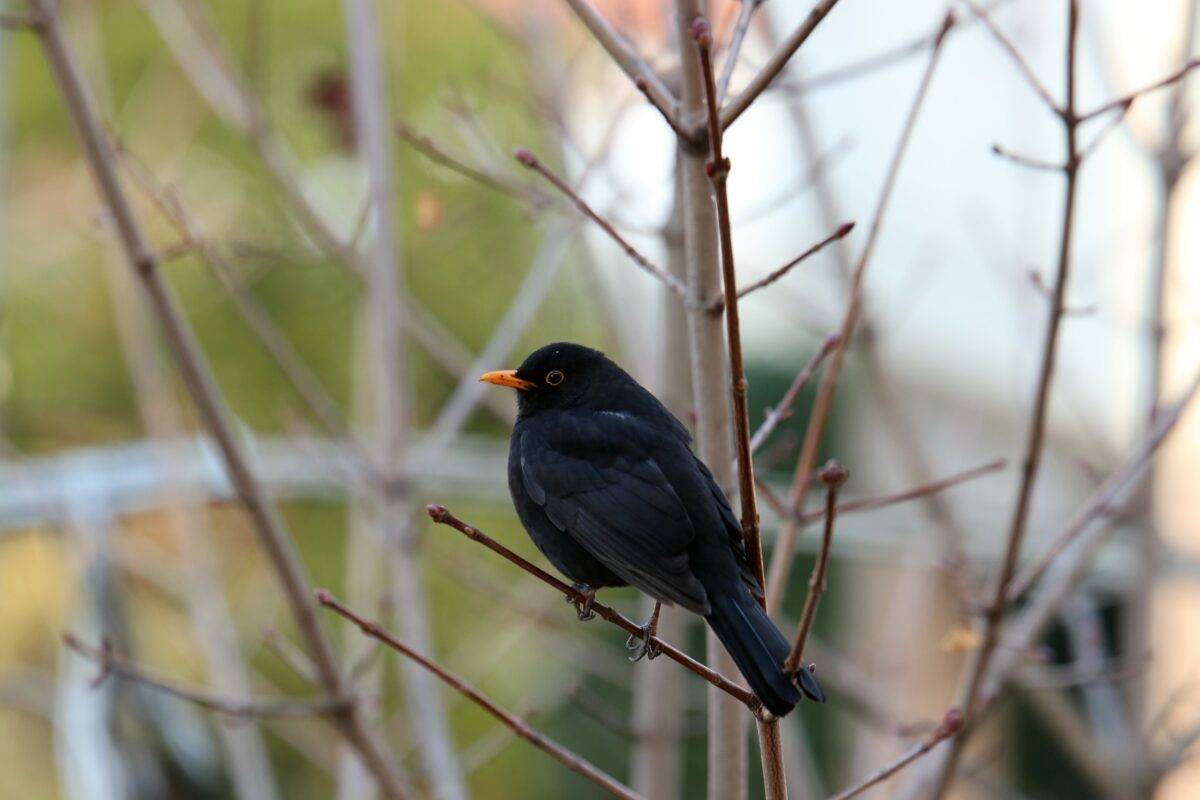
[1078,58,1200,122]
[558,0,683,138]
[513,148,689,297]
[991,143,1062,172]
[827,709,964,800]
[26,2,407,794]
[931,5,1083,794]
[764,13,954,615]
[720,0,845,131]
[785,461,846,673]
[794,458,1007,525]
[964,0,1060,113]
[316,591,645,800]
[423,504,762,713]
[1078,101,1131,160]
[717,0,763,102]
[63,634,344,719]
[396,121,549,207]
[709,221,855,311]
[749,333,840,454]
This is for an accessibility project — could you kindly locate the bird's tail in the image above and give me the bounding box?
[704,587,825,717]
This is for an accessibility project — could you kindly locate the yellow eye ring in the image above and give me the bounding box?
[545,370,565,386]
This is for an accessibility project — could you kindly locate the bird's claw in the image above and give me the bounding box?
[568,584,597,621]
[626,601,662,661]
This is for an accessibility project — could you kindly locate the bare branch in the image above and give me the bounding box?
[721,0,845,131]
[991,142,1063,172]
[749,333,840,455]
[717,0,763,102]
[558,0,683,137]
[396,121,549,207]
[1078,58,1200,122]
[827,709,964,800]
[965,0,1060,113]
[785,461,846,673]
[316,591,645,800]
[765,14,954,614]
[26,2,406,793]
[514,148,688,297]
[63,634,342,719]
[424,504,763,714]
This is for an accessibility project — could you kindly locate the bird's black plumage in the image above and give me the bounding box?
[484,342,824,717]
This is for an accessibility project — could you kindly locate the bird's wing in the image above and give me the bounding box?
[693,457,763,599]
[518,412,709,613]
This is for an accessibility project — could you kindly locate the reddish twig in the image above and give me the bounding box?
[749,333,841,454]
[63,633,344,719]
[991,143,1062,172]
[396,121,548,206]
[784,461,846,673]
[720,0,845,131]
[708,221,856,311]
[316,591,645,800]
[827,709,964,800]
[931,4,1083,795]
[795,458,1006,525]
[764,13,954,615]
[423,504,762,714]
[1078,57,1200,122]
[513,148,689,297]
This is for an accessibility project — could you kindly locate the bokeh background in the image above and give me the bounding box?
[2,0,1199,797]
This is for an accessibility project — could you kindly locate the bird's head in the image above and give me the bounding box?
[479,342,629,416]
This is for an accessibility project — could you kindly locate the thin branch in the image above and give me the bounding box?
[1078,101,1131,160]
[784,461,846,673]
[765,14,954,614]
[720,0,845,131]
[396,121,549,207]
[717,0,763,102]
[558,0,683,137]
[1,12,37,28]
[749,333,840,454]
[1078,57,1200,122]
[26,2,407,794]
[513,148,688,296]
[991,143,1063,172]
[708,221,855,312]
[931,4,1083,794]
[965,0,1060,113]
[827,709,964,800]
[795,458,1007,525]
[424,504,763,713]
[316,591,645,800]
[63,634,344,719]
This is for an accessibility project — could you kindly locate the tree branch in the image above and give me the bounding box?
[317,591,646,800]
[785,461,846,674]
[827,709,963,800]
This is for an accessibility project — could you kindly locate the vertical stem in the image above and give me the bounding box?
[630,158,692,800]
[26,1,407,794]
[673,1,747,797]
[340,1,466,797]
[930,3,1081,796]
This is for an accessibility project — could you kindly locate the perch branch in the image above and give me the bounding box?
[785,461,846,673]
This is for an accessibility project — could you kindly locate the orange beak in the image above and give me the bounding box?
[479,369,536,391]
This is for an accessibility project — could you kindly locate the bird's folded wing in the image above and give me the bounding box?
[518,417,710,614]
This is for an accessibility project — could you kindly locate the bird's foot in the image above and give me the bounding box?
[626,601,662,662]
[568,584,597,621]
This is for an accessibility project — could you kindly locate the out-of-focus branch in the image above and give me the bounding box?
[26,2,407,794]
[514,148,688,297]
[930,5,1083,793]
[964,1,1059,112]
[720,0,844,131]
[63,634,344,719]
[785,461,846,674]
[317,591,646,800]
[765,14,954,614]
[1078,58,1200,122]
[558,0,683,137]
[424,504,762,712]
[717,0,763,101]
[827,709,963,800]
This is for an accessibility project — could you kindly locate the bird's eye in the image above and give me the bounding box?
[545,370,565,386]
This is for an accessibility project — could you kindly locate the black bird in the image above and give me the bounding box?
[480,342,824,717]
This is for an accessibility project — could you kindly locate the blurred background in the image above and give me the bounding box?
[2,0,1199,797]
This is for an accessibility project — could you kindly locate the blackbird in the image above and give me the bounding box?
[480,342,824,717]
